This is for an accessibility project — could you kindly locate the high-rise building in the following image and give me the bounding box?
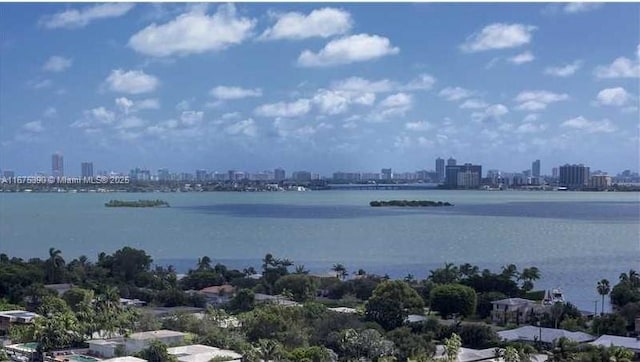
[158,168,170,182]
[436,157,445,182]
[445,163,482,189]
[552,167,559,178]
[559,164,590,189]
[2,170,15,178]
[52,152,64,177]
[292,171,312,182]
[81,162,93,178]
[381,168,392,181]
[274,168,286,182]
[447,157,457,166]
[195,169,208,182]
[532,160,541,178]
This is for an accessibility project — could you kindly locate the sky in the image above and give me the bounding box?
[0,2,639,177]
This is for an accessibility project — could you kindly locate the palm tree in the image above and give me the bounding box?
[519,267,541,292]
[294,264,309,274]
[197,256,211,271]
[596,279,610,315]
[46,247,66,284]
[501,264,520,280]
[255,339,283,361]
[332,263,348,280]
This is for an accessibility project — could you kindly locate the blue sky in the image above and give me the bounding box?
[1,2,638,176]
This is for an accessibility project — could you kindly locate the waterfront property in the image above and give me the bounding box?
[490,298,543,325]
[497,326,595,345]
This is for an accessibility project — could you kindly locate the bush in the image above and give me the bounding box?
[430,284,477,318]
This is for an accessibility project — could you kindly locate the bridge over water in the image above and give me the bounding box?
[326,183,441,190]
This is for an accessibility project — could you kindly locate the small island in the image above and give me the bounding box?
[370,200,453,207]
[105,199,170,208]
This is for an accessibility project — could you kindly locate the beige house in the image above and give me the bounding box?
[491,298,541,325]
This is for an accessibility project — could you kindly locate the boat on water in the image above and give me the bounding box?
[542,288,566,305]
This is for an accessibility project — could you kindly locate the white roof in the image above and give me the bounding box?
[328,307,357,314]
[103,357,148,362]
[498,326,595,344]
[590,335,640,351]
[435,346,501,362]
[406,314,428,323]
[167,344,242,362]
[129,330,186,340]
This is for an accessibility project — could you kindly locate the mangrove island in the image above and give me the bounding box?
[105,199,170,208]
[370,200,453,207]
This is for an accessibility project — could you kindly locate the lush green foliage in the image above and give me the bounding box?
[430,284,477,318]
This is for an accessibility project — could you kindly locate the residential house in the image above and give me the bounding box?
[44,283,73,296]
[498,326,595,346]
[88,330,187,358]
[491,298,542,325]
[254,293,300,307]
[590,335,640,354]
[199,284,236,306]
[0,310,39,337]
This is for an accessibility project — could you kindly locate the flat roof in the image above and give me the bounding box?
[103,357,147,362]
[129,330,186,340]
[167,344,242,362]
[498,326,595,344]
[0,310,39,319]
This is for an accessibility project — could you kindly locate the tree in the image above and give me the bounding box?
[365,280,425,330]
[429,263,460,284]
[519,267,540,293]
[610,282,640,309]
[255,339,283,361]
[62,287,94,312]
[386,327,435,361]
[227,289,255,313]
[331,263,348,280]
[591,314,627,336]
[444,332,462,362]
[197,256,212,271]
[136,340,177,362]
[596,279,611,315]
[46,247,66,284]
[430,284,477,318]
[274,274,318,302]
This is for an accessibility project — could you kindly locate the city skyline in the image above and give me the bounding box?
[1,3,638,175]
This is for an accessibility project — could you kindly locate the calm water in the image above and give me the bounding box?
[1,190,638,312]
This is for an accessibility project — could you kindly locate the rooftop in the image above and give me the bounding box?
[167,344,242,362]
[103,357,147,362]
[491,298,538,306]
[199,285,235,294]
[590,335,640,351]
[129,330,186,341]
[498,326,595,344]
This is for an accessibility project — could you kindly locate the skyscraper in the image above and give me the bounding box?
[274,168,286,182]
[381,168,392,181]
[81,162,93,178]
[436,157,445,182]
[559,164,590,189]
[52,152,64,177]
[447,157,457,166]
[532,159,541,178]
[445,163,482,189]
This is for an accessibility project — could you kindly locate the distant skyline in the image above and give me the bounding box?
[1,3,638,175]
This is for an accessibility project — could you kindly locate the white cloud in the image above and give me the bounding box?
[260,8,352,40]
[43,56,72,72]
[544,60,582,77]
[402,74,436,91]
[115,97,160,114]
[471,104,509,122]
[226,118,257,137]
[596,87,631,106]
[405,121,432,131]
[561,116,616,133]
[459,99,488,109]
[380,92,412,108]
[116,116,146,130]
[439,87,474,101]
[312,89,375,115]
[514,90,569,111]
[254,99,311,118]
[515,122,546,134]
[332,77,395,93]
[40,3,134,29]
[23,121,45,133]
[564,2,603,13]
[72,107,116,128]
[594,57,640,78]
[180,111,204,126]
[28,79,52,90]
[43,107,57,118]
[210,86,262,100]
[298,34,399,67]
[106,69,159,94]
[460,23,536,52]
[508,51,534,64]
[129,4,255,57]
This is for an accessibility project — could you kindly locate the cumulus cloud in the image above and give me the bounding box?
[43,56,73,72]
[22,121,45,133]
[312,89,375,115]
[371,93,413,121]
[405,121,432,131]
[260,8,352,40]
[332,77,395,93]
[460,23,536,52]
[459,99,488,109]
[544,60,582,77]
[298,34,399,67]
[105,69,159,94]
[514,90,569,111]
[596,87,631,106]
[210,86,262,100]
[508,51,534,64]
[439,87,475,101]
[561,116,616,133]
[129,4,255,57]
[27,79,52,90]
[594,57,640,78]
[40,3,134,29]
[380,92,412,108]
[115,97,160,114]
[564,2,603,13]
[401,74,437,91]
[225,118,257,137]
[71,107,116,128]
[515,122,546,134]
[254,99,311,118]
[180,111,203,126]
[471,104,509,122]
